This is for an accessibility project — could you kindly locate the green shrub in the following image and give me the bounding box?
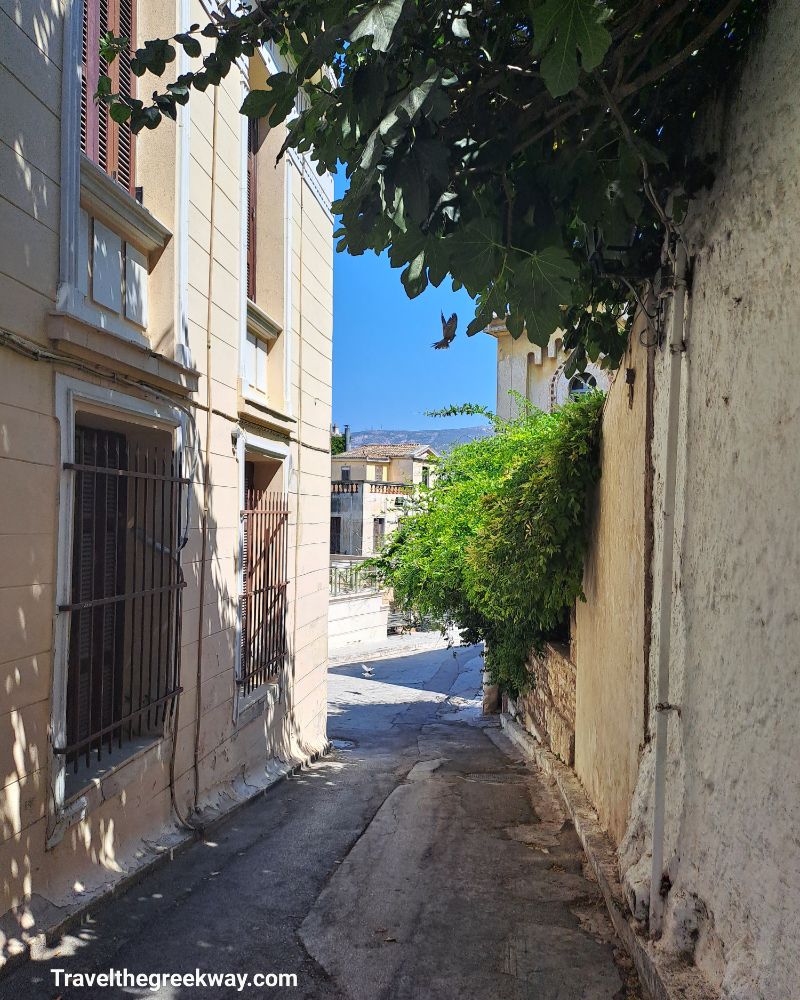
[371,392,604,694]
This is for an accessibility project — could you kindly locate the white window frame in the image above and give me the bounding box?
[244,328,270,396]
[49,375,184,847]
[57,0,171,349]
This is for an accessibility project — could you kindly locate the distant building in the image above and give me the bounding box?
[488,322,610,419]
[330,444,438,555]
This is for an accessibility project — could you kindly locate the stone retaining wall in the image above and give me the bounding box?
[513,641,576,766]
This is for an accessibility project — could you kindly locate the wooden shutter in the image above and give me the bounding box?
[81,0,136,195]
[111,0,136,194]
[330,517,341,555]
[246,118,258,301]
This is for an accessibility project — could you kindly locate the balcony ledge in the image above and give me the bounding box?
[48,310,200,396]
[238,384,296,437]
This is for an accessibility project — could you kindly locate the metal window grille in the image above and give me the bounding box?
[240,489,289,696]
[56,425,187,772]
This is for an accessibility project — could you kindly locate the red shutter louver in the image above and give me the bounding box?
[81,0,136,196]
[246,118,258,301]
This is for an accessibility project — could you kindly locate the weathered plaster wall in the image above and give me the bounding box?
[619,4,800,996]
[328,594,389,649]
[574,328,649,846]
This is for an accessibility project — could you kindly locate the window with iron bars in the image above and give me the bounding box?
[240,465,289,697]
[57,421,186,795]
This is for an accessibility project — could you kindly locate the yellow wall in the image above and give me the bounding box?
[573,325,649,846]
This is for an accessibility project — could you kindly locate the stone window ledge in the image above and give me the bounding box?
[80,156,172,260]
[238,386,296,437]
[247,299,282,341]
[236,681,280,729]
[47,734,167,849]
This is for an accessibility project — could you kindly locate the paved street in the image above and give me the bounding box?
[2,645,640,999]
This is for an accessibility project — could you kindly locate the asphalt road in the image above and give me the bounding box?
[1,644,641,1000]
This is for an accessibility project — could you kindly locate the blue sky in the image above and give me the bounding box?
[331,176,496,431]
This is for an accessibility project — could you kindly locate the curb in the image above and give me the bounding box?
[0,743,330,981]
[499,714,716,1000]
[328,634,448,666]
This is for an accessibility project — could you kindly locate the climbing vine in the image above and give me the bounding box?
[370,392,604,693]
[99,0,763,370]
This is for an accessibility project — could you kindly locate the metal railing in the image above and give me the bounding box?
[240,490,289,696]
[329,556,379,597]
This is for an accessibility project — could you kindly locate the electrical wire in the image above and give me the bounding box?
[0,324,204,833]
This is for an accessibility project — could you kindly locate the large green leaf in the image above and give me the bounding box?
[449,216,503,298]
[356,73,442,182]
[350,0,410,52]
[394,138,449,224]
[513,246,578,345]
[532,0,611,98]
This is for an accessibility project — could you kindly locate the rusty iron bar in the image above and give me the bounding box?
[62,427,185,772]
[240,490,289,696]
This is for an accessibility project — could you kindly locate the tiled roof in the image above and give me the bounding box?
[334,443,438,460]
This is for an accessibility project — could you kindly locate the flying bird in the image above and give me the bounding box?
[432,311,457,350]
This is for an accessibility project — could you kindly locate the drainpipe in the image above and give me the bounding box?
[649,242,688,935]
[192,85,220,813]
[290,171,305,721]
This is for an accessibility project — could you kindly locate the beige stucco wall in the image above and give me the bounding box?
[0,0,332,962]
[331,453,435,484]
[615,5,800,996]
[328,593,389,649]
[574,325,649,846]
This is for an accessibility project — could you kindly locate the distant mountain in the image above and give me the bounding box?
[349,426,492,453]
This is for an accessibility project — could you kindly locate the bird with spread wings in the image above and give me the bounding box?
[432,312,457,350]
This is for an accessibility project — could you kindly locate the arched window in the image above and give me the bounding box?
[568,372,597,398]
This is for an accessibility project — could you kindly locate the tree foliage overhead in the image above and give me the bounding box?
[370,392,604,693]
[102,0,761,370]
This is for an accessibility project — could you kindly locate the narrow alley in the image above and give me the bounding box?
[1,644,640,1000]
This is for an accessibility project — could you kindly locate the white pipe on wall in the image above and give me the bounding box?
[649,241,688,935]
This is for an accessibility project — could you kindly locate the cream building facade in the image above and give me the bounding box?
[330,444,437,556]
[0,0,332,963]
[489,320,610,418]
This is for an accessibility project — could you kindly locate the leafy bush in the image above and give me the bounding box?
[371,392,604,693]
